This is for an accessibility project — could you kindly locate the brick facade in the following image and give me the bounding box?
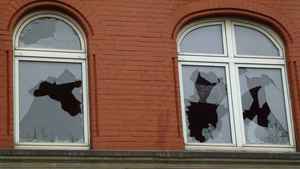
[0,0,300,152]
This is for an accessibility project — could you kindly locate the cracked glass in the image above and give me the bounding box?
[239,68,290,144]
[182,65,232,144]
[19,17,82,50]
[19,61,84,143]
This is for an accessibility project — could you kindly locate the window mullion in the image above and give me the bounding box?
[225,20,234,59]
[225,19,245,146]
[230,63,246,147]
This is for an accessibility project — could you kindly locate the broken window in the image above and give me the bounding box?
[239,68,289,144]
[14,12,88,148]
[19,61,84,143]
[178,19,294,150]
[182,65,232,143]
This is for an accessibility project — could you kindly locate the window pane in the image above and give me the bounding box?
[239,68,290,144]
[234,26,280,56]
[180,25,224,54]
[19,17,82,50]
[182,65,232,144]
[19,61,85,144]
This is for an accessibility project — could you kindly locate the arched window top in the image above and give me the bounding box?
[179,23,225,55]
[15,12,85,52]
[177,19,284,58]
[233,23,281,57]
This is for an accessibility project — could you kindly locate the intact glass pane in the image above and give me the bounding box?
[239,68,290,145]
[182,65,232,144]
[19,17,82,50]
[180,25,224,54]
[19,61,85,144]
[235,25,280,56]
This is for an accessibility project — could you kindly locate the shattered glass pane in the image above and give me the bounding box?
[182,65,232,143]
[239,68,290,144]
[235,26,280,56]
[19,61,84,143]
[19,17,82,50]
[180,25,224,54]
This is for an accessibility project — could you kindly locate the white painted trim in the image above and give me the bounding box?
[178,62,187,145]
[282,65,296,147]
[14,50,85,59]
[225,19,242,147]
[232,62,246,147]
[81,60,90,146]
[14,57,86,63]
[178,52,226,57]
[224,63,237,145]
[13,59,20,145]
[178,55,285,65]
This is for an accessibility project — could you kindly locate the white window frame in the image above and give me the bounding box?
[13,11,89,150]
[177,18,295,152]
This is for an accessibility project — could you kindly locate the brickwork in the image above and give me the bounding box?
[0,0,300,151]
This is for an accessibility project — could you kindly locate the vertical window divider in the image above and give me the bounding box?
[225,19,244,147]
[233,64,247,147]
[13,57,20,145]
[224,64,237,145]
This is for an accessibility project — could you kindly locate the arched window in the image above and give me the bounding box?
[177,19,295,151]
[14,12,89,149]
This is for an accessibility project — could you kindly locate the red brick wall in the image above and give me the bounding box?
[0,0,300,150]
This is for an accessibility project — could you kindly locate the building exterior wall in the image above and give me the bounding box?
[0,0,300,153]
[2,150,300,169]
